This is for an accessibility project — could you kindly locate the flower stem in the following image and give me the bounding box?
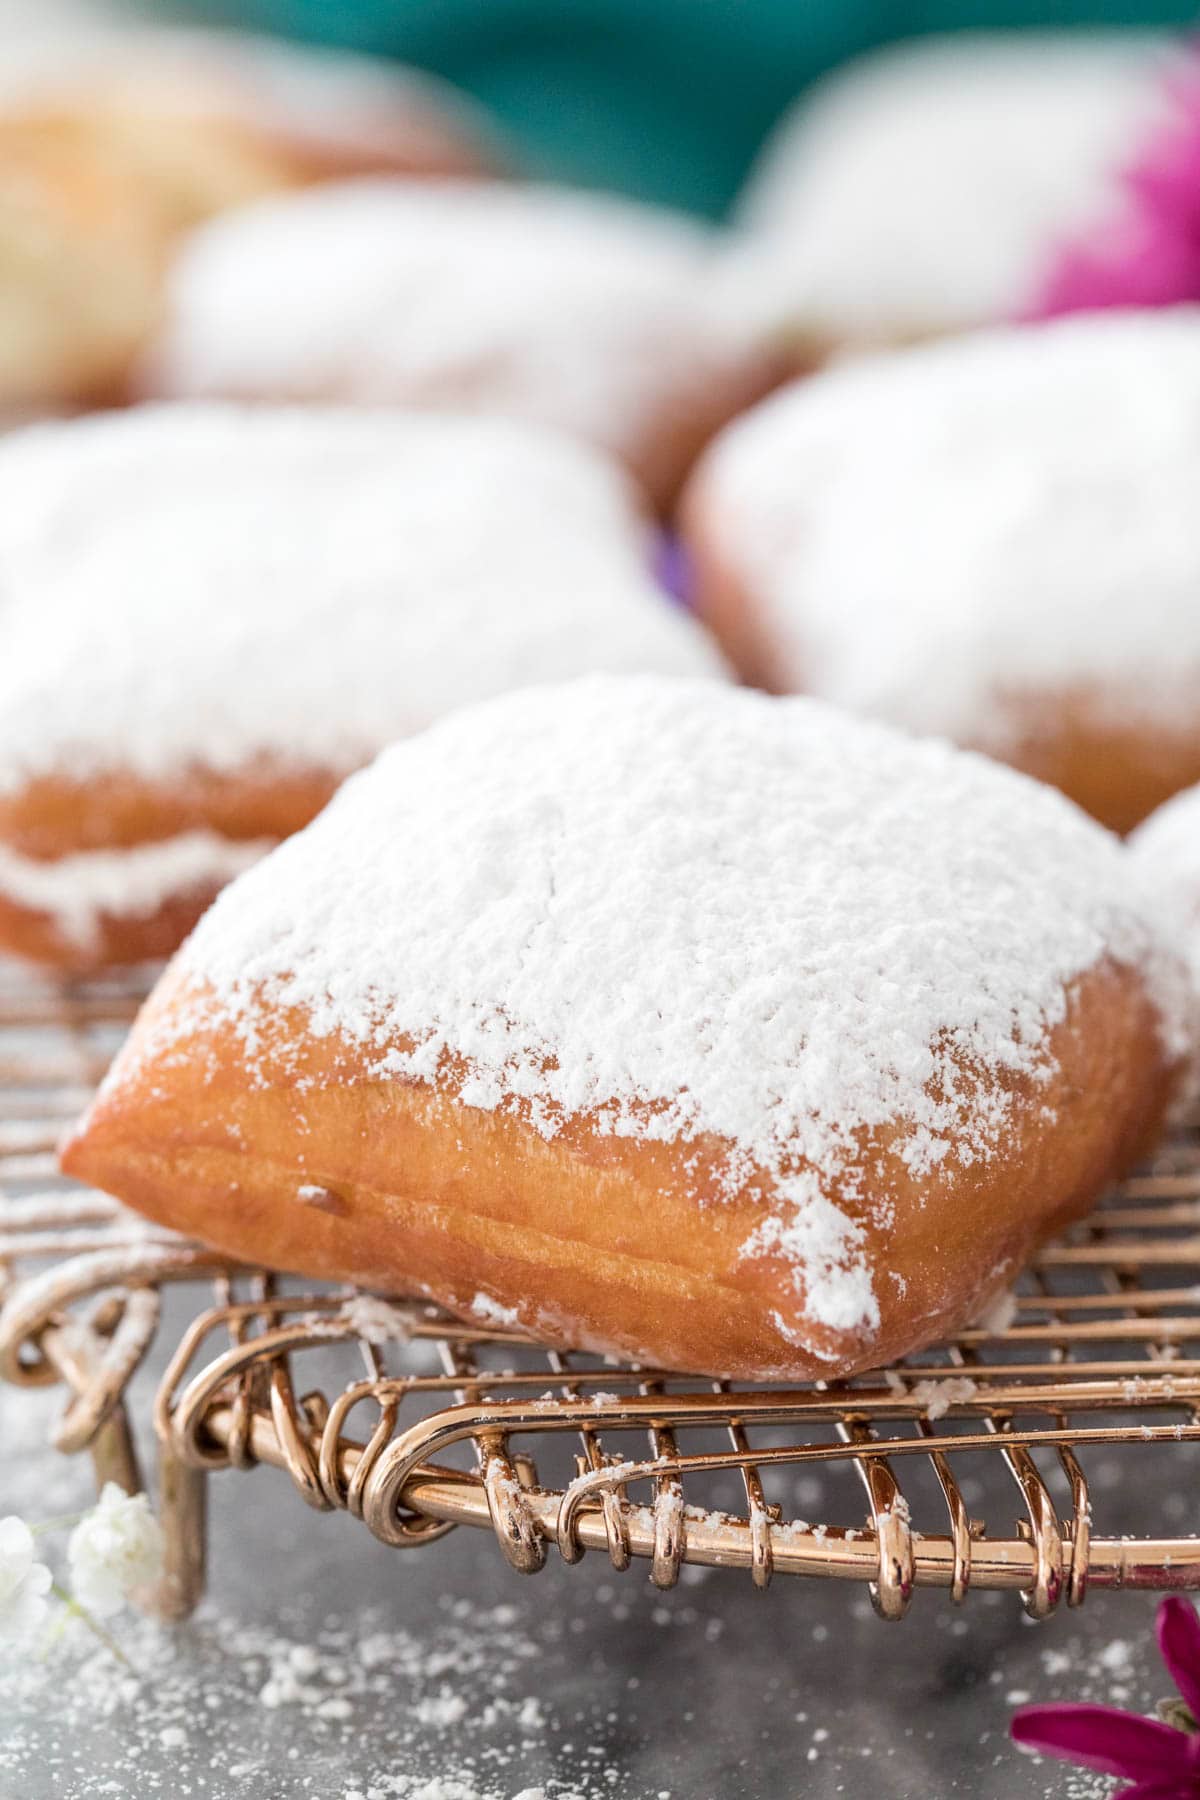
[1156,1696,1199,1733]
[28,1511,90,1537]
[46,1583,134,1672]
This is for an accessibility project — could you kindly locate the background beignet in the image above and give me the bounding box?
[64,678,1183,1380]
[1130,785,1200,1094]
[142,179,781,510]
[0,407,723,968]
[0,120,165,411]
[682,308,1200,833]
[737,33,1172,349]
[0,29,499,412]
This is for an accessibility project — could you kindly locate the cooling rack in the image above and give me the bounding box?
[2,963,1200,1625]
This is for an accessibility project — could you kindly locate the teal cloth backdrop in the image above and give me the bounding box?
[183,0,1198,214]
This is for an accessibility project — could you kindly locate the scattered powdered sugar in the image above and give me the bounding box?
[0,1591,595,1800]
[0,1374,95,1520]
[481,1697,546,1735]
[972,1286,1021,1334]
[0,831,272,946]
[340,1294,418,1343]
[413,1689,470,1729]
[145,180,761,460]
[154,675,1180,1352]
[0,405,722,799]
[906,1377,979,1421]
[469,1293,522,1330]
[697,309,1200,749]
[739,32,1172,332]
[0,1368,1181,1798]
[1097,1638,1135,1675]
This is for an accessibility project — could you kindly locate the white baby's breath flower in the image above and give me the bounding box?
[67,1484,163,1620]
[0,1516,53,1642]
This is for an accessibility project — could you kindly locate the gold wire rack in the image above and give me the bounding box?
[2,964,1200,1625]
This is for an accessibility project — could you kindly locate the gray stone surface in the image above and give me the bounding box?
[0,1343,1175,1800]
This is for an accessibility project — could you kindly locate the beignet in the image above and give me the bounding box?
[0,408,723,969]
[1130,786,1200,1083]
[738,33,1170,350]
[142,179,780,510]
[0,28,497,411]
[0,120,164,411]
[64,678,1183,1381]
[682,308,1200,833]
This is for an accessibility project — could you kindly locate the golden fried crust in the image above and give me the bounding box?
[0,762,342,970]
[3,108,294,238]
[0,765,341,860]
[0,886,226,972]
[681,480,1200,833]
[0,124,165,409]
[629,348,788,514]
[6,97,496,238]
[0,94,496,411]
[238,103,496,188]
[63,956,1171,1379]
[988,697,1200,838]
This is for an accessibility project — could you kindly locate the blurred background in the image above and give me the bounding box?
[20,0,1199,216]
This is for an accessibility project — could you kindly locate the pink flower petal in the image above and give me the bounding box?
[1118,1784,1200,1799]
[1027,43,1200,317]
[1011,1703,1194,1780]
[1158,1598,1200,1725]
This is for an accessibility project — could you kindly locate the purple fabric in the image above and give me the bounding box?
[652,532,694,611]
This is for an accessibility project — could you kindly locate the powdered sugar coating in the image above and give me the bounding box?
[694,308,1200,746]
[1133,787,1200,902]
[0,831,272,950]
[145,180,762,461]
[0,404,723,797]
[740,33,1171,335]
[165,676,1182,1345]
[1131,787,1200,1022]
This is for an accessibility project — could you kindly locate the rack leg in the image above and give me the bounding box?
[152,1441,208,1622]
[87,1399,143,1499]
